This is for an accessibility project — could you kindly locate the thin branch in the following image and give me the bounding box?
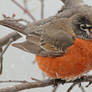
[86,82,92,87]
[0,79,54,92]
[0,76,92,92]
[0,48,3,74]
[0,80,29,83]
[11,0,36,22]
[0,32,21,74]
[0,17,28,35]
[0,38,13,74]
[79,83,85,92]
[52,85,59,92]
[0,38,13,57]
[40,0,44,19]
[23,0,28,11]
[0,32,21,47]
[67,83,77,92]
[31,77,43,83]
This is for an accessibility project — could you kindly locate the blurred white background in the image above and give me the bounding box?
[0,0,92,92]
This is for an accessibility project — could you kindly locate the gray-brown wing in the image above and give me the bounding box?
[12,30,75,57]
[12,41,63,57]
[40,29,75,55]
[12,29,75,57]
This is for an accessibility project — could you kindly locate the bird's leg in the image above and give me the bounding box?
[79,83,85,92]
[86,82,92,87]
[52,79,66,92]
[52,84,59,92]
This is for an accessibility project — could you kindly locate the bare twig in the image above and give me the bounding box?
[23,0,28,11]
[79,83,85,92]
[0,48,3,74]
[0,18,28,35]
[0,38,13,74]
[40,0,44,19]
[0,32,21,47]
[0,76,92,92]
[11,0,36,21]
[86,82,92,87]
[31,77,43,83]
[0,80,29,83]
[1,38,13,56]
[0,78,54,92]
[0,32,21,74]
[39,0,46,79]
[52,85,59,92]
[67,83,77,92]
[1,38,13,57]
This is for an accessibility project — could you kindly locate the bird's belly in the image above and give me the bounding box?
[36,39,92,80]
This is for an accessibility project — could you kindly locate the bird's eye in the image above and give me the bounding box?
[80,24,92,33]
[80,24,86,30]
[80,24,90,36]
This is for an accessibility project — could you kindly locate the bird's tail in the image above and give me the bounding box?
[0,18,28,35]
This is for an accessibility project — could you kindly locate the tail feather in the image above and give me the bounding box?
[12,41,42,54]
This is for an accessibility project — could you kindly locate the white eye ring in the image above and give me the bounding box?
[80,24,85,30]
[80,24,90,36]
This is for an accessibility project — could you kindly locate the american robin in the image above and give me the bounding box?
[0,0,92,80]
[9,13,92,80]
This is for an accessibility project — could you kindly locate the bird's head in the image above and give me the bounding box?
[71,12,92,40]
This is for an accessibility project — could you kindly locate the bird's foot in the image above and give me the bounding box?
[53,78,66,87]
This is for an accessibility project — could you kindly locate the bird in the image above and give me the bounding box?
[9,13,92,80]
[0,0,92,80]
[34,14,92,80]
